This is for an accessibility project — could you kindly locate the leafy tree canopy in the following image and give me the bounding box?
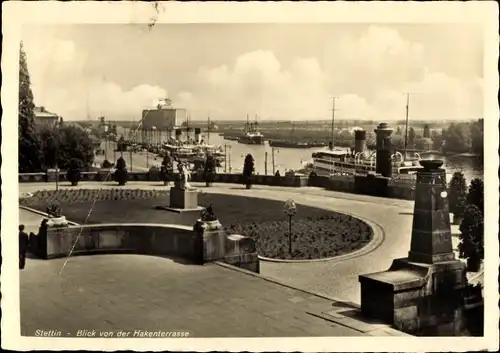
[19,42,43,172]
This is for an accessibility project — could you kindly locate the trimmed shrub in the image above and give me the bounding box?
[160,154,174,184]
[242,153,255,188]
[466,178,484,213]
[66,158,83,186]
[203,154,217,186]
[448,171,467,217]
[113,157,128,185]
[458,204,483,271]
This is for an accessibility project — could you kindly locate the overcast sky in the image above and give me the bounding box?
[22,23,484,121]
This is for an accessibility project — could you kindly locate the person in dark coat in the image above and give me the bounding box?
[19,224,29,270]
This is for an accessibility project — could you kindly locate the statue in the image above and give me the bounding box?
[46,204,62,218]
[201,204,217,222]
[177,161,192,190]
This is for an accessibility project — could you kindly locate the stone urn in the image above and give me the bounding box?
[46,216,69,227]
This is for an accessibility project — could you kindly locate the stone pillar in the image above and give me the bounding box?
[358,159,469,336]
[193,219,225,264]
[374,123,393,177]
[354,130,367,155]
[408,159,455,263]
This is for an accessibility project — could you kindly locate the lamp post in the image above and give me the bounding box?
[272,147,279,175]
[55,120,61,191]
[283,199,297,256]
[224,144,231,173]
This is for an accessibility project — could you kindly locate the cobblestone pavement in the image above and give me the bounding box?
[20,254,371,337]
[19,182,481,304]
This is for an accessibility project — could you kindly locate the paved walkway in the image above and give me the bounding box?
[19,181,481,304]
[20,254,407,337]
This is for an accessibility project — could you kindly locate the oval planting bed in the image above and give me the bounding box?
[20,188,373,261]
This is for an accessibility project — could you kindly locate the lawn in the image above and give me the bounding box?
[20,189,373,260]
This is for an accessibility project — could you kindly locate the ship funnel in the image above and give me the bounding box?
[354,130,367,155]
[195,128,201,143]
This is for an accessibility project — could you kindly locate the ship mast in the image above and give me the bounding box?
[403,93,410,160]
[246,113,250,133]
[331,97,338,150]
[207,114,211,144]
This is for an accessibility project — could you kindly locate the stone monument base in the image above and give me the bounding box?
[359,257,468,336]
[156,187,203,213]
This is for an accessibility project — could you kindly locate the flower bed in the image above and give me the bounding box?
[20,189,170,205]
[20,189,373,260]
[226,214,373,260]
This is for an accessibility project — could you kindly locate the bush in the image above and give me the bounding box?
[448,171,468,216]
[66,158,83,185]
[204,154,217,185]
[148,165,160,181]
[101,159,113,169]
[113,156,128,185]
[458,204,484,262]
[242,154,255,187]
[160,154,174,182]
[466,178,484,213]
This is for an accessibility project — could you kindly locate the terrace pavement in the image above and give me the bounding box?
[18,182,481,303]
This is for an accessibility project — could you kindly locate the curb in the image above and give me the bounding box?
[257,215,385,264]
[215,261,360,307]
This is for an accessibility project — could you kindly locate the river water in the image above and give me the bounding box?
[205,134,483,183]
[114,129,483,183]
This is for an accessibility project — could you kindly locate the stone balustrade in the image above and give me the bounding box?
[29,222,259,273]
[19,171,415,200]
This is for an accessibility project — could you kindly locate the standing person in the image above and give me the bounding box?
[19,224,29,270]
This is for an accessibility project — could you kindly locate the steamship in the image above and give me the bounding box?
[238,114,265,145]
[306,128,422,177]
[306,148,421,176]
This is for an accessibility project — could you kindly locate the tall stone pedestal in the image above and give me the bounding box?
[359,160,470,336]
[193,219,260,272]
[156,185,203,213]
[374,123,393,178]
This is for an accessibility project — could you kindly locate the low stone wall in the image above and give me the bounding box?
[29,222,259,273]
[19,171,308,188]
[19,171,412,200]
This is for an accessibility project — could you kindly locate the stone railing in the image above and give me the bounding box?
[29,222,259,273]
[19,171,413,201]
[19,171,309,188]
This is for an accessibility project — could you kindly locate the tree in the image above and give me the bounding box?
[66,158,83,186]
[448,171,468,218]
[38,125,95,170]
[160,153,174,185]
[242,153,255,189]
[443,123,471,154]
[466,178,484,213]
[415,137,433,151]
[203,154,217,187]
[423,124,430,138]
[116,135,127,152]
[19,42,43,172]
[458,204,484,271]
[113,156,128,185]
[470,119,484,157]
[408,127,416,147]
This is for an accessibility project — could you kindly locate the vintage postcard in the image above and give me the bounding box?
[1,1,499,352]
